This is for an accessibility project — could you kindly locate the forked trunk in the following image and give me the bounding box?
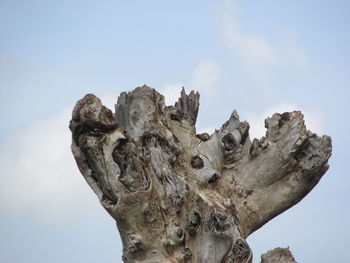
[69,86,331,262]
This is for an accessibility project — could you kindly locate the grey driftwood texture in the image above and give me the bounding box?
[261,248,296,263]
[69,86,332,263]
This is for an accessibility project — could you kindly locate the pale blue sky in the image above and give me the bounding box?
[0,1,349,262]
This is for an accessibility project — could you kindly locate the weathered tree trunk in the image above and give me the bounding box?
[69,86,331,263]
[261,248,296,263]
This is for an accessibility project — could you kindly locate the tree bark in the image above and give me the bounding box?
[261,248,296,263]
[69,86,332,263]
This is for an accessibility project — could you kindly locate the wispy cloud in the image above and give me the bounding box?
[161,60,221,105]
[0,108,109,222]
[161,83,185,106]
[247,102,327,140]
[189,60,221,97]
[221,0,308,84]
[222,6,276,81]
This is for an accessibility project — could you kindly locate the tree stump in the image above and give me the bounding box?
[261,247,297,263]
[69,86,331,263]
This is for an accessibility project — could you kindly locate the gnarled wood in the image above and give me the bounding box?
[261,248,297,263]
[69,86,331,263]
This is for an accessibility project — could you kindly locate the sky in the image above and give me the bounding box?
[0,0,349,262]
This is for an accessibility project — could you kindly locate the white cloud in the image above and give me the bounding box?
[100,93,119,112]
[0,108,103,222]
[189,60,221,97]
[222,13,276,80]
[0,111,90,221]
[161,60,221,106]
[161,83,185,106]
[279,27,309,71]
[197,126,216,135]
[221,0,308,82]
[302,108,327,136]
[247,102,327,139]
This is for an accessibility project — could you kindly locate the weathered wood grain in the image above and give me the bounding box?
[70,86,331,263]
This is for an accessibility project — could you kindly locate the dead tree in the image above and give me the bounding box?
[69,86,331,263]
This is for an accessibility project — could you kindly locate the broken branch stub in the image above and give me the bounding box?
[69,86,332,263]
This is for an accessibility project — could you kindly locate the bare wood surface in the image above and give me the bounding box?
[70,86,331,263]
[261,248,297,263]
